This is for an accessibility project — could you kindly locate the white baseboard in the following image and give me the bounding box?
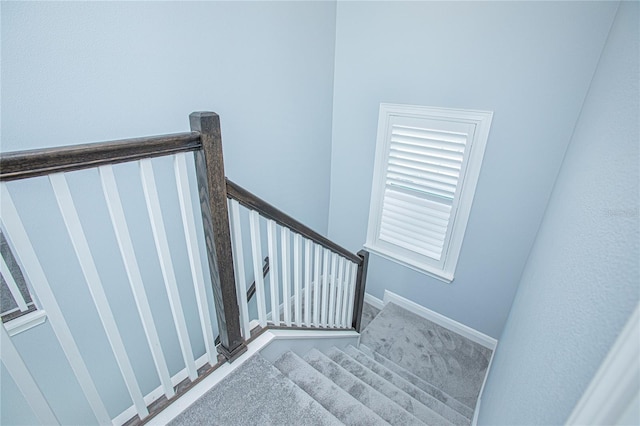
[472,345,497,425]
[259,329,360,363]
[382,290,498,350]
[363,293,384,311]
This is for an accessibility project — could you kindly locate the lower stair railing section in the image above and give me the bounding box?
[0,111,369,426]
[226,180,367,334]
[0,113,246,425]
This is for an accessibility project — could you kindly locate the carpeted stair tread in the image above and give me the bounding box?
[324,347,457,426]
[168,354,341,426]
[359,302,492,409]
[304,348,426,426]
[355,345,474,420]
[274,351,387,426]
[342,346,471,425]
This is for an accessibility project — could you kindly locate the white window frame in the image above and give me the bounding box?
[365,103,493,283]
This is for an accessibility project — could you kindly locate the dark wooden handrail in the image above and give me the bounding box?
[226,179,362,265]
[0,132,201,181]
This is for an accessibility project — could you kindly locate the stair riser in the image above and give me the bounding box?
[304,349,426,426]
[354,345,475,420]
[331,347,467,426]
[274,351,388,426]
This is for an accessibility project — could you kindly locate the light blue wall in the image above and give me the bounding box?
[1,0,336,233]
[479,2,639,423]
[1,2,336,423]
[328,1,618,338]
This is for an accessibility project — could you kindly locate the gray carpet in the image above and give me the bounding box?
[360,301,381,331]
[360,302,492,409]
[170,301,490,425]
[168,354,341,426]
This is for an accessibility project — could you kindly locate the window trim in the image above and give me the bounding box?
[365,103,493,283]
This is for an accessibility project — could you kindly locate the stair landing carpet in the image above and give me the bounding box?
[169,301,492,425]
[359,302,492,409]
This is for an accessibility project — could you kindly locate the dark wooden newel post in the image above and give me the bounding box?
[190,111,247,362]
[352,249,370,332]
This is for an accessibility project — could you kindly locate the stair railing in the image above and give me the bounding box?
[0,111,369,426]
[226,180,369,336]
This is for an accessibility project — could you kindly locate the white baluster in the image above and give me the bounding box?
[139,159,197,382]
[340,261,353,328]
[266,220,280,326]
[100,165,175,399]
[281,227,291,326]
[50,173,149,418]
[327,252,338,328]
[249,211,267,327]
[174,153,217,365]
[335,257,346,328]
[304,239,312,327]
[313,243,321,327]
[228,199,251,339]
[321,248,330,327]
[293,233,302,326]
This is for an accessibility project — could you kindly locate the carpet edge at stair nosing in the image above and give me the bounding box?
[336,346,471,426]
[304,348,427,426]
[273,351,388,426]
[168,353,343,426]
[352,345,475,421]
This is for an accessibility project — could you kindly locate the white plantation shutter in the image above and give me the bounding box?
[366,104,492,282]
[380,123,469,261]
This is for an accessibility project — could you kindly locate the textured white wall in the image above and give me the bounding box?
[328,1,618,338]
[1,1,336,234]
[478,2,639,423]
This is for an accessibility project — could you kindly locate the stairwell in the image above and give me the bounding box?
[168,301,493,425]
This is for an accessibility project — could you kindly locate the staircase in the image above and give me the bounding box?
[0,113,490,425]
[168,301,492,426]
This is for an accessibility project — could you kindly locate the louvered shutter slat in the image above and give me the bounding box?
[382,204,450,235]
[387,172,457,198]
[389,151,463,173]
[383,190,451,221]
[387,164,459,186]
[379,213,446,242]
[379,219,446,249]
[379,188,453,260]
[390,142,465,163]
[377,123,470,262]
[387,179,454,200]
[390,134,466,153]
[388,158,460,179]
[379,232,443,261]
[391,125,468,145]
[390,146,463,166]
